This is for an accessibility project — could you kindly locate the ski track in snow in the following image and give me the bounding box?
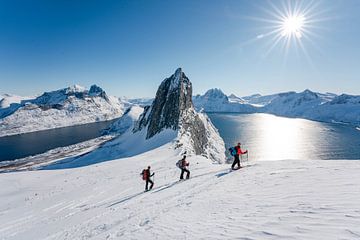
[0,147,360,240]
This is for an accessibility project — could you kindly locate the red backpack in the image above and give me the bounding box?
[142,169,148,180]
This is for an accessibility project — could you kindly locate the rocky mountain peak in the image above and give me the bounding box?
[133,68,225,162]
[133,68,193,138]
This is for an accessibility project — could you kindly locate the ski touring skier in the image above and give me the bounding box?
[176,155,190,180]
[141,166,154,192]
[229,142,248,170]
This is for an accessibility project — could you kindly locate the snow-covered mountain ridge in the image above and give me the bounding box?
[194,88,360,125]
[47,68,225,168]
[0,85,125,137]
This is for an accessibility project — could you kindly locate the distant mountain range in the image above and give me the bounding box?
[0,85,125,137]
[193,88,360,125]
[1,83,359,137]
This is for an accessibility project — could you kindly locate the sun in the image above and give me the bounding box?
[281,14,306,38]
[245,0,329,60]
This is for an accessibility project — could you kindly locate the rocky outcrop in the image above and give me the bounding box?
[133,68,225,163]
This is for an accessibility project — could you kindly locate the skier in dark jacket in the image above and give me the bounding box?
[179,155,190,180]
[231,142,248,170]
[141,166,154,191]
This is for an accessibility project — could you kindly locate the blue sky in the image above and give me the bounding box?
[0,0,359,97]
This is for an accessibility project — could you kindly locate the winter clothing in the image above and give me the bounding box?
[179,158,190,180]
[141,168,154,191]
[231,145,247,170]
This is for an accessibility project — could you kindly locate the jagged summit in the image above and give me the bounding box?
[132,68,225,162]
[133,68,193,138]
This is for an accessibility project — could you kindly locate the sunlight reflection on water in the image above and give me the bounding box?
[208,113,360,161]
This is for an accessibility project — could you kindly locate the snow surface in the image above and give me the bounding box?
[103,105,144,136]
[0,85,125,137]
[1,144,360,239]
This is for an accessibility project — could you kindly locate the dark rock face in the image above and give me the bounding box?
[133,68,214,155]
[132,68,225,162]
[179,109,209,155]
[134,68,193,139]
[89,85,109,101]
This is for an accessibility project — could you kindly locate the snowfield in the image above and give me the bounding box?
[0,145,360,240]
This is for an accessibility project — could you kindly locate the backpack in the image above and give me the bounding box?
[176,160,183,169]
[229,147,237,156]
[142,169,148,180]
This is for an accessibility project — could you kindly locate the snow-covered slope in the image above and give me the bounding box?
[193,88,257,113]
[262,90,360,125]
[103,105,144,136]
[228,93,246,104]
[262,90,326,116]
[0,94,36,119]
[303,94,360,125]
[242,92,293,107]
[0,85,125,137]
[1,144,360,239]
[47,68,225,168]
[0,94,35,109]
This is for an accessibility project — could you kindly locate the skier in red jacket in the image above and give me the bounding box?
[231,142,248,170]
[141,166,154,191]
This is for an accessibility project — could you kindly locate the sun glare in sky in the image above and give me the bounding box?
[250,0,329,61]
[281,14,306,38]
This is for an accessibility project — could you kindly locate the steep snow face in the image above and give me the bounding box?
[0,85,125,137]
[193,88,258,113]
[132,68,225,163]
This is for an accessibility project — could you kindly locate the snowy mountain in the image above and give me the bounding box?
[193,88,257,113]
[194,88,359,125]
[228,93,246,104]
[49,68,225,168]
[0,94,35,109]
[242,92,293,107]
[303,94,360,125]
[262,89,326,116]
[261,90,360,125]
[0,85,126,137]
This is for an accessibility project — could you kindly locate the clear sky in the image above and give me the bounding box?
[0,0,359,98]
